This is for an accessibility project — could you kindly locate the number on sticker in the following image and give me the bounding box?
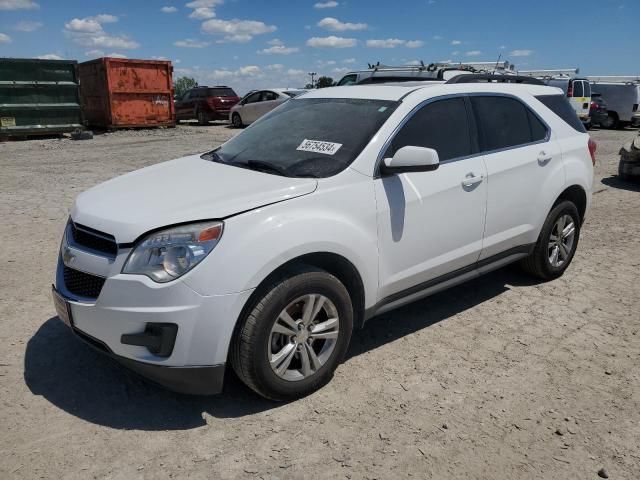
[296,139,342,156]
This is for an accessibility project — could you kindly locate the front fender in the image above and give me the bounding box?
[182,170,379,309]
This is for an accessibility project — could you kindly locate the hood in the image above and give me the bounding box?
[71,154,317,243]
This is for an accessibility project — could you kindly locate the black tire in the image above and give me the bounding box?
[618,158,633,181]
[520,200,581,280]
[232,113,243,128]
[602,112,619,130]
[230,266,353,401]
[197,109,208,126]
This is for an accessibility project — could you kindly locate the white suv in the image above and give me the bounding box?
[53,80,595,400]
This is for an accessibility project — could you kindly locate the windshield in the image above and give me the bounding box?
[205,98,398,178]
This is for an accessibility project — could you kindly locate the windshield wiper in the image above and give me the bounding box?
[243,160,289,177]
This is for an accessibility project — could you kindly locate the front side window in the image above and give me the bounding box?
[262,91,278,101]
[385,97,472,161]
[471,96,546,152]
[206,98,399,178]
[244,92,262,104]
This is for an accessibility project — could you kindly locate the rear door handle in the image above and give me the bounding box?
[538,151,553,165]
[461,173,484,188]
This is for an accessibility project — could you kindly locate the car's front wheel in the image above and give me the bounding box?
[232,113,243,128]
[197,109,209,126]
[230,267,353,401]
[520,200,581,280]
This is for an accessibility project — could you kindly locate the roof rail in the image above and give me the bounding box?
[586,76,640,84]
[446,74,545,85]
[518,69,580,78]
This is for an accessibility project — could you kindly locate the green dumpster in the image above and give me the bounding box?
[0,58,83,138]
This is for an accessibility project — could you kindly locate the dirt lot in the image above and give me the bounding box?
[1,123,639,480]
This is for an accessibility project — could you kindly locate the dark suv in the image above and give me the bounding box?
[175,86,240,125]
[588,93,609,129]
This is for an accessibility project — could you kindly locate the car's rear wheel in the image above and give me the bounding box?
[197,109,208,126]
[230,266,353,401]
[601,112,619,130]
[520,200,581,280]
[232,113,243,128]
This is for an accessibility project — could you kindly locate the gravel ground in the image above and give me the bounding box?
[1,123,639,480]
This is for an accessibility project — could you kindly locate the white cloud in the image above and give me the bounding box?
[451,50,460,56]
[314,1,338,8]
[286,68,305,76]
[0,0,39,10]
[36,53,63,60]
[331,67,349,74]
[174,38,210,48]
[65,18,103,34]
[13,20,42,32]
[343,58,356,63]
[85,49,104,57]
[64,14,138,49]
[266,63,283,70]
[450,39,461,45]
[90,14,118,23]
[258,44,299,55]
[267,38,283,46]
[161,6,178,13]
[189,7,215,19]
[317,17,367,32]
[307,36,357,48]
[151,55,168,60]
[433,35,443,40]
[405,40,424,48]
[510,49,534,57]
[499,45,506,49]
[185,0,223,7]
[465,50,482,56]
[237,65,262,76]
[106,52,127,58]
[438,59,452,63]
[201,18,277,43]
[0,32,12,43]
[407,60,422,65]
[365,38,405,48]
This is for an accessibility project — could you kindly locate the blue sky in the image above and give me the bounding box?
[0,0,636,94]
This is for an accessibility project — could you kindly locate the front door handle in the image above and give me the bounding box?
[538,151,553,165]
[461,173,484,188]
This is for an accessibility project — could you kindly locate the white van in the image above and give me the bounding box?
[520,71,591,125]
[587,77,640,129]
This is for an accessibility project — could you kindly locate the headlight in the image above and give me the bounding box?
[122,221,223,282]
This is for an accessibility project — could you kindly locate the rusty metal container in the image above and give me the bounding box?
[78,57,175,128]
[0,57,83,138]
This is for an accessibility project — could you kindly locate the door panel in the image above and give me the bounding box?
[470,95,566,260]
[375,159,488,299]
[375,96,488,300]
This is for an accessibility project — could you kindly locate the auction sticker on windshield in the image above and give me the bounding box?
[297,139,342,155]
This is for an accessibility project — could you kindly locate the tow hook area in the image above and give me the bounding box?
[121,323,178,357]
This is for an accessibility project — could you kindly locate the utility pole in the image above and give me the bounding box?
[308,71,317,88]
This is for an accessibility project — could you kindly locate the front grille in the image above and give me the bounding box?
[63,266,106,299]
[70,222,117,256]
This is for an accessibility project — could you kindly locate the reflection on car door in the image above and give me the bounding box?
[469,95,565,259]
[375,97,488,300]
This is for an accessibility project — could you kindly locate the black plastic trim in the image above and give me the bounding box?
[70,325,225,395]
[366,244,535,318]
[121,323,178,357]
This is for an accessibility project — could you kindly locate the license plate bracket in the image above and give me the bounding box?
[52,285,73,328]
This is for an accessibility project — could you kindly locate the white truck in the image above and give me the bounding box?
[587,77,640,129]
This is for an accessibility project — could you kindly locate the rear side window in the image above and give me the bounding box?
[572,80,584,97]
[471,96,546,152]
[536,94,586,132]
[207,88,236,97]
[386,97,472,161]
[584,81,591,97]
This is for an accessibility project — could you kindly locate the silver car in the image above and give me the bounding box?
[229,89,306,127]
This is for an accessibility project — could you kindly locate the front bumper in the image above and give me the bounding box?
[53,222,254,394]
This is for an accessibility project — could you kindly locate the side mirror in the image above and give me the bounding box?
[381,146,440,175]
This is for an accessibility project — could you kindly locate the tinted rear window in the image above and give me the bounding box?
[471,96,537,151]
[207,88,236,97]
[535,94,586,132]
[573,81,584,97]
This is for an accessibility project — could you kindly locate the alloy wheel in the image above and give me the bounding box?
[268,294,339,381]
[548,214,576,267]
